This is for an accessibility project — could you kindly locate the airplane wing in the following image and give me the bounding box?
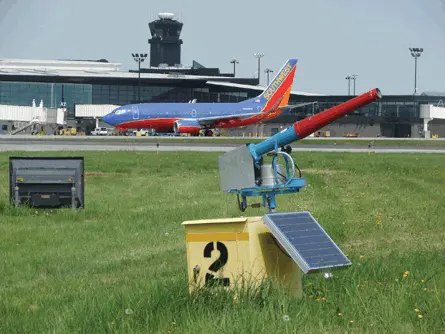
[195,97,284,127]
[195,111,264,126]
[278,102,318,110]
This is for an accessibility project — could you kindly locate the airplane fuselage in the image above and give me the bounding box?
[104,100,279,132]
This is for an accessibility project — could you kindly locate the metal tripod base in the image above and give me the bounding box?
[228,177,306,212]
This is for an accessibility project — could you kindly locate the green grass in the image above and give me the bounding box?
[0,151,444,333]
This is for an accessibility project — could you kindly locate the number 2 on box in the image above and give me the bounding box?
[203,241,230,286]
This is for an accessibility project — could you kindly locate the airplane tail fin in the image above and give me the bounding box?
[279,84,293,108]
[256,58,298,112]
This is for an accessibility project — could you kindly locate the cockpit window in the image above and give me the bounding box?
[114,109,126,115]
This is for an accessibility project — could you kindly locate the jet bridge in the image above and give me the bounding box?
[0,104,66,134]
[419,103,445,138]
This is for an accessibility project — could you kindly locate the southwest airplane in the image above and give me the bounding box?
[102,58,315,135]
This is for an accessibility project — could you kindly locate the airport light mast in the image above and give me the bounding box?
[132,53,148,102]
[345,74,358,95]
[230,58,239,77]
[409,47,423,95]
[350,74,358,95]
[265,68,274,85]
[345,75,351,95]
[253,53,264,85]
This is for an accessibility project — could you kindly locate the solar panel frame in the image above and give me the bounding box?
[262,211,352,274]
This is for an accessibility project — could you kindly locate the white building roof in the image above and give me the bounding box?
[0,58,121,72]
[0,58,238,81]
[0,58,324,96]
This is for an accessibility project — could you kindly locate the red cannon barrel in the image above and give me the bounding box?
[294,88,382,139]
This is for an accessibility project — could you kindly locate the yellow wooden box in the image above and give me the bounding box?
[182,216,302,298]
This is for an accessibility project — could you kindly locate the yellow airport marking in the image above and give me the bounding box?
[186,232,249,242]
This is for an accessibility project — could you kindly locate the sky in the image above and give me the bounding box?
[0,0,445,95]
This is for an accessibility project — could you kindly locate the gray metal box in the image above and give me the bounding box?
[46,108,58,124]
[218,145,257,191]
[9,156,84,209]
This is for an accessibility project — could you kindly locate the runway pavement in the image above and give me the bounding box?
[1,135,444,141]
[0,137,445,153]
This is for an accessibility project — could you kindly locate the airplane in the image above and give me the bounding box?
[102,58,316,136]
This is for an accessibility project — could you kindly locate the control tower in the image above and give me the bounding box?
[148,12,183,67]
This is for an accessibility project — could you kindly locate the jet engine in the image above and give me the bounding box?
[173,120,201,135]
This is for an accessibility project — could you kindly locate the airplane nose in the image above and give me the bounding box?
[103,113,113,125]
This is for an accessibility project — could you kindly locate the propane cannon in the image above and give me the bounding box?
[218,88,382,212]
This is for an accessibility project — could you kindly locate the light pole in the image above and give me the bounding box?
[253,53,264,84]
[409,47,423,95]
[350,74,358,95]
[230,58,239,77]
[264,68,274,85]
[132,53,148,102]
[345,75,351,95]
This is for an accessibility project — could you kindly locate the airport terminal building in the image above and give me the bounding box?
[1,13,444,137]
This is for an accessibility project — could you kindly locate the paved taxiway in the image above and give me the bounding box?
[0,137,444,153]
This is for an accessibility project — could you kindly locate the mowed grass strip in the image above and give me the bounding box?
[0,151,444,333]
[11,135,445,147]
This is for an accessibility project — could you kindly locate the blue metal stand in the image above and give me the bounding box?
[229,145,306,212]
[230,177,306,212]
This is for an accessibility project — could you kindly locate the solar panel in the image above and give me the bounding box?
[262,211,351,274]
